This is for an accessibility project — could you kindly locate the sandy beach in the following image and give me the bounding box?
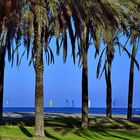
[3,112,82,120]
[2,112,140,122]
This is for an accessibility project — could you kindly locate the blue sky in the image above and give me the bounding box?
[3,37,140,108]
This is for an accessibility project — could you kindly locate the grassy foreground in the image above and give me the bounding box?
[0,115,140,140]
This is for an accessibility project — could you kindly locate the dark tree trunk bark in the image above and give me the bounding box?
[34,16,45,137]
[0,24,6,120]
[81,51,88,129]
[105,45,113,119]
[81,27,89,129]
[127,43,137,119]
[0,48,5,120]
[106,63,112,118]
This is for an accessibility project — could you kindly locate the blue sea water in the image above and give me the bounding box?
[3,107,140,115]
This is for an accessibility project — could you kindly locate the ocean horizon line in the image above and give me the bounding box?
[3,107,140,115]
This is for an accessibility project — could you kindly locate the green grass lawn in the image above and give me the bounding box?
[0,116,140,140]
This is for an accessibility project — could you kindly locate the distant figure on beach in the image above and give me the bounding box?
[49,99,53,108]
[6,99,9,106]
[65,99,69,107]
[113,99,117,108]
[72,100,74,108]
[88,99,91,108]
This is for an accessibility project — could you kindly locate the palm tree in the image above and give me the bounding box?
[0,27,5,120]
[0,19,6,120]
[127,39,137,119]
[126,2,140,119]
[21,1,47,136]
[113,1,140,119]
[114,27,139,119]
[127,27,139,119]
[20,0,63,136]
[13,0,76,136]
[104,28,115,118]
[52,1,90,128]
[0,0,9,120]
[0,0,19,120]
[33,10,45,138]
[80,26,90,129]
[105,49,114,118]
[97,28,115,118]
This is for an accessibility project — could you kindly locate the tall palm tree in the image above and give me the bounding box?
[114,27,139,119]
[33,9,45,137]
[104,28,115,118]
[0,0,10,120]
[20,0,63,136]
[127,27,139,119]
[127,39,137,119]
[21,1,48,136]
[79,26,90,129]
[0,19,6,120]
[0,0,19,120]
[0,26,6,120]
[60,1,90,128]
[127,2,140,119]
[96,28,115,118]
[113,1,140,119]
[12,0,76,136]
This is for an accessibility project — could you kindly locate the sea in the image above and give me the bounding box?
[3,107,140,115]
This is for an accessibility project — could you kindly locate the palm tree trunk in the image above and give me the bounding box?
[127,43,137,119]
[106,62,112,118]
[0,48,5,120]
[34,17,45,137]
[81,51,88,129]
[0,25,6,120]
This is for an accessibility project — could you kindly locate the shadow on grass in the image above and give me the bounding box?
[75,128,132,140]
[88,117,140,130]
[0,118,34,127]
[19,125,33,137]
[112,130,140,138]
[74,128,101,139]
[45,130,60,140]
[95,130,130,140]
[45,117,81,128]
[112,118,139,129]
[1,115,140,140]
[51,127,131,140]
